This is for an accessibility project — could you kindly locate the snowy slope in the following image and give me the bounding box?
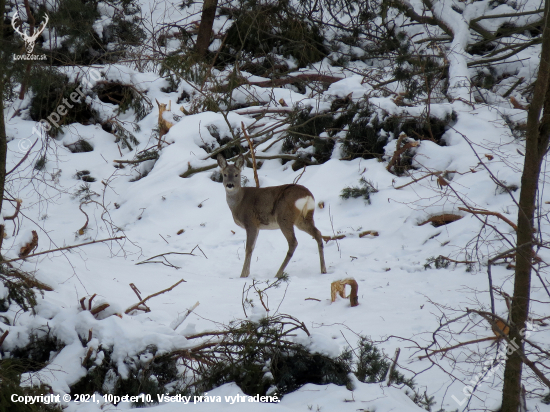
[3,0,550,410]
[3,63,549,411]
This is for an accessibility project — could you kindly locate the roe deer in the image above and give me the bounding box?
[155,99,175,140]
[217,154,327,278]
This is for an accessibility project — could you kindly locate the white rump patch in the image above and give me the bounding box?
[295,196,315,217]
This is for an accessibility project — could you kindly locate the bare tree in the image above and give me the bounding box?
[195,0,219,58]
[0,0,7,229]
[501,0,550,410]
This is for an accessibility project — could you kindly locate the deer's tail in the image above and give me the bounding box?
[295,196,315,218]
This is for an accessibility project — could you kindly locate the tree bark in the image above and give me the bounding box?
[195,0,219,58]
[501,0,550,410]
[0,0,7,220]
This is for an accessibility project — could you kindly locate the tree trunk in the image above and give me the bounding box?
[0,0,7,219]
[0,0,7,252]
[195,0,219,58]
[501,0,550,410]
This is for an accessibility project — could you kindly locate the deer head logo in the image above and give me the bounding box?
[11,11,49,54]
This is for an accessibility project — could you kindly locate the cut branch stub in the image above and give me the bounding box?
[19,230,39,257]
[330,278,359,307]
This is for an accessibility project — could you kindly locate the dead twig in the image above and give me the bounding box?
[330,278,359,307]
[1,236,126,264]
[78,203,89,235]
[293,166,307,184]
[393,170,456,190]
[3,199,22,221]
[112,157,157,165]
[135,249,202,269]
[242,122,259,188]
[0,330,9,347]
[385,347,401,386]
[386,133,419,173]
[125,279,186,314]
[419,214,463,226]
[82,347,94,366]
[458,206,518,231]
[436,255,476,264]
[90,303,110,316]
[322,234,346,243]
[418,336,497,360]
[6,139,38,175]
[359,230,379,238]
[171,301,200,330]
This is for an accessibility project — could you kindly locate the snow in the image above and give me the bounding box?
[2,0,550,411]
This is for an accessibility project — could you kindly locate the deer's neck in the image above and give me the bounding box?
[225,189,244,212]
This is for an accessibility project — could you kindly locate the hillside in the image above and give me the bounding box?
[1,0,550,411]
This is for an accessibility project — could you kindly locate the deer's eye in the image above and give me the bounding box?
[224,174,227,177]
[234,174,238,177]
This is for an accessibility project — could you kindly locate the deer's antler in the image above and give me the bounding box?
[29,14,49,41]
[11,11,25,37]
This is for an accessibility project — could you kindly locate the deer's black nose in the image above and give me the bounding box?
[226,183,234,188]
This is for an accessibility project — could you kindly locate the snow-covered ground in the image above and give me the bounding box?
[3,0,550,411]
[2,62,549,411]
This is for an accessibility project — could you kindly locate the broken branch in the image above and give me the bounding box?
[125,279,186,314]
[1,236,126,264]
[242,122,259,188]
[458,207,518,231]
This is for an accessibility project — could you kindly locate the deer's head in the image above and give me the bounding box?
[217,154,244,193]
[155,99,171,113]
[12,11,49,54]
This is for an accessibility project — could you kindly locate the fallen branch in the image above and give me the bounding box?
[436,255,476,265]
[331,278,359,307]
[1,236,126,264]
[4,199,22,221]
[502,77,525,98]
[181,154,316,178]
[135,247,204,269]
[1,268,53,291]
[217,74,344,94]
[82,347,94,366]
[419,214,463,227]
[385,348,401,386]
[90,303,110,316]
[171,301,200,330]
[359,230,379,238]
[0,330,9,347]
[88,294,97,310]
[78,202,89,235]
[112,157,157,165]
[386,133,419,173]
[125,279,186,314]
[19,231,38,257]
[393,171,455,190]
[458,207,518,231]
[322,234,346,243]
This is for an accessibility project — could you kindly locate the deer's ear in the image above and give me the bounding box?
[234,155,244,170]
[217,154,227,169]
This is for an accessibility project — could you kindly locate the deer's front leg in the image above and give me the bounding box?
[241,226,259,278]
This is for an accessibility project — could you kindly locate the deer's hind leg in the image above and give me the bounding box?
[296,215,327,274]
[275,219,298,278]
